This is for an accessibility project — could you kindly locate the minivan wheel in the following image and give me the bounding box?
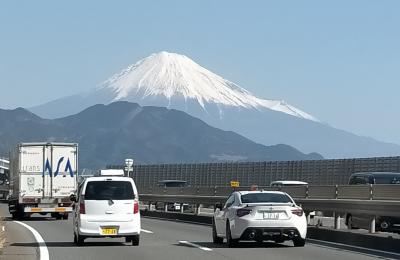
[131,235,139,246]
[74,233,84,246]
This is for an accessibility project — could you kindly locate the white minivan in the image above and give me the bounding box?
[70,170,141,246]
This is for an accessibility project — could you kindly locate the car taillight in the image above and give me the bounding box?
[79,201,86,214]
[133,200,139,214]
[291,208,303,217]
[236,208,252,217]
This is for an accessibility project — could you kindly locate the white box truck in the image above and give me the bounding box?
[8,142,78,219]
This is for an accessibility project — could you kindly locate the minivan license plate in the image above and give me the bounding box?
[101,228,117,235]
[263,212,279,219]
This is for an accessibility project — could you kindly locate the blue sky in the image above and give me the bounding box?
[1,1,400,144]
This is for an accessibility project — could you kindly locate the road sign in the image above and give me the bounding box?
[230,180,240,188]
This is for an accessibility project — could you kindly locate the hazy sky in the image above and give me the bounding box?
[1,1,400,144]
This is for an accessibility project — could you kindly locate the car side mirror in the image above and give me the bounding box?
[215,202,223,211]
[70,194,77,202]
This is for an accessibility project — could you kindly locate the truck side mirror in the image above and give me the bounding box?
[70,194,77,202]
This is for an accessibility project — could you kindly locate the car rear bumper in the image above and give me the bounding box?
[78,218,141,237]
[239,227,302,241]
[232,217,307,239]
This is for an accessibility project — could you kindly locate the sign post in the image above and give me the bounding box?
[124,158,134,178]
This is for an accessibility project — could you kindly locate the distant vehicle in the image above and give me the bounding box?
[212,190,307,247]
[157,180,188,187]
[70,169,141,246]
[270,180,308,187]
[157,180,188,211]
[346,172,400,233]
[8,142,78,220]
[348,172,400,185]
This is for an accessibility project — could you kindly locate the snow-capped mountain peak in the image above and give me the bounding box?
[100,51,318,121]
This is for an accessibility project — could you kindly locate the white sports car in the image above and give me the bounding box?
[212,190,307,247]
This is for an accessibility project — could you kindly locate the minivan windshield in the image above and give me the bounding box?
[241,193,293,204]
[85,181,134,200]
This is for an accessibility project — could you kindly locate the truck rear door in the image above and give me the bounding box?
[50,145,77,198]
[20,145,44,198]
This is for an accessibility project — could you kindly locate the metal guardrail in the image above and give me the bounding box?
[138,185,400,219]
[139,184,400,233]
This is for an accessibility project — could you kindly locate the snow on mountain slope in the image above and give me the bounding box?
[99,51,318,121]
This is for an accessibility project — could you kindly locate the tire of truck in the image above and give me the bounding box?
[16,206,28,220]
[51,213,63,220]
[62,213,69,220]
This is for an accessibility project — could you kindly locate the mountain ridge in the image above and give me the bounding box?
[29,51,400,158]
[1,102,323,168]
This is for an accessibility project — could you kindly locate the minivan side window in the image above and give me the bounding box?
[85,181,134,200]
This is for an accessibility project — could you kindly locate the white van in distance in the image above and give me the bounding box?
[71,169,141,245]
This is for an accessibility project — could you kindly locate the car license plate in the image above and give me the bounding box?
[101,227,117,235]
[263,212,280,219]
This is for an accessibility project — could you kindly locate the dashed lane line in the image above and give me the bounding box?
[14,221,49,260]
[141,228,154,234]
[179,240,212,252]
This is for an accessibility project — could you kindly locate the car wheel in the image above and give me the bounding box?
[131,235,140,246]
[346,215,356,229]
[226,222,238,247]
[274,238,285,244]
[212,218,223,244]
[293,237,306,247]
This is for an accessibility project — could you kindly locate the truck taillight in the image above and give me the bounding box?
[133,200,139,214]
[79,201,86,214]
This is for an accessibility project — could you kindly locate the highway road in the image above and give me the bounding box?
[0,203,393,260]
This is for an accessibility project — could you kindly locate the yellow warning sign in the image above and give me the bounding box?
[230,181,240,188]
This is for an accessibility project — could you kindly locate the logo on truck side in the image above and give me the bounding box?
[43,157,74,177]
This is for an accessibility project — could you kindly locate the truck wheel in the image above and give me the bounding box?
[62,214,69,220]
[11,212,17,219]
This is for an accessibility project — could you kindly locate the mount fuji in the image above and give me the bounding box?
[30,51,400,158]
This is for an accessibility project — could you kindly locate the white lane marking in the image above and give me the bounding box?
[308,238,400,258]
[14,221,49,260]
[1,226,4,232]
[140,228,154,234]
[179,240,212,251]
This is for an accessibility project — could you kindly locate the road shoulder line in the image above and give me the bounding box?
[13,221,49,260]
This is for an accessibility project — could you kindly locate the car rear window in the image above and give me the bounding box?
[241,193,293,204]
[84,181,134,200]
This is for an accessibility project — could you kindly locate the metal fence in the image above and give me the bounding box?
[131,156,400,187]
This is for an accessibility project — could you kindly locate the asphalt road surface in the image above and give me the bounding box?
[0,203,393,260]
